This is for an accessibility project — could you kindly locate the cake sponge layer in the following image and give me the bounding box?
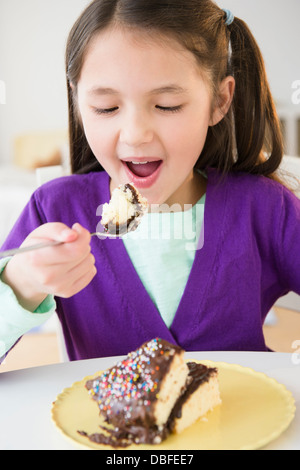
[171,362,221,434]
[101,183,147,235]
[152,347,189,426]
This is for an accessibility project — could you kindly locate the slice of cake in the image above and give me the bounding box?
[101,183,148,235]
[79,339,189,446]
[78,339,221,448]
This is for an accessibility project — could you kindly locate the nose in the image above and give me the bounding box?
[119,108,154,147]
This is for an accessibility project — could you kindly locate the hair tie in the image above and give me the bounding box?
[222,9,234,26]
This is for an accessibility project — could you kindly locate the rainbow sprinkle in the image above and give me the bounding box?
[89,339,167,419]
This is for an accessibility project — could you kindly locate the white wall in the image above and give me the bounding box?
[217,0,300,106]
[0,0,299,164]
[0,0,90,164]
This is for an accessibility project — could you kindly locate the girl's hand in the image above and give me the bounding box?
[1,223,97,311]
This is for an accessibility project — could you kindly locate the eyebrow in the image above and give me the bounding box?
[87,84,188,96]
[87,87,118,96]
[148,85,188,96]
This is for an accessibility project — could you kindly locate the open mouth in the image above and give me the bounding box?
[122,159,163,188]
[126,160,162,178]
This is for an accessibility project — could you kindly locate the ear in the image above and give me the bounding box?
[209,76,235,126]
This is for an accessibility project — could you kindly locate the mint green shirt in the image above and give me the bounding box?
[123,195,205,328]
[0,257,56,359]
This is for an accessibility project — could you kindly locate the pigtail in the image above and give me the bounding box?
[229,17,284,177]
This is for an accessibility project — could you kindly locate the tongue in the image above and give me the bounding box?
[127,161,161,178]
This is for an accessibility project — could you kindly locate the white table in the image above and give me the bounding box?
[0,351,299,450]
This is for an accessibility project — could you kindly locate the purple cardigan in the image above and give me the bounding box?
[2,169,300,358]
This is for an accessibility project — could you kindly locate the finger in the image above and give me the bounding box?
[36,252,96,296]
[23,223,78,245]
[27,224,91,266]
[55,256,97,298]
[71,223,92,244]
[71,265,97,295]
[43,223,92,264]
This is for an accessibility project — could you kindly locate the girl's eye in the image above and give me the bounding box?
[93,107,119,115]
[92,105,183,115]
[155,105,183,113]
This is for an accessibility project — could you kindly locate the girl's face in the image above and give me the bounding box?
[76,27,230,206]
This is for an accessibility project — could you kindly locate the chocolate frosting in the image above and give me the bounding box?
[85,338,183,429]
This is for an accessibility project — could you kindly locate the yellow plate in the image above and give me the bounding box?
[51,360,296,450]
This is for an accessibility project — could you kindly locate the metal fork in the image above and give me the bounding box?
[0,232,120,259]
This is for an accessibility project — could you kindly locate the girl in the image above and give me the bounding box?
[1,0,300,362]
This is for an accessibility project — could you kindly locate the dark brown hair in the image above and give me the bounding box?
[66,0,284,180]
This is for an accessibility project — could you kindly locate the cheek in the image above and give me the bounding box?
[76,95,116,162]
[169,116,209,166]
[81,115,115,162]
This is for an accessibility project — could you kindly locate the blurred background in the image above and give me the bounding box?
[0,0,299,371]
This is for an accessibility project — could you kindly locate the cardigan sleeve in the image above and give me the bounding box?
[0,191,46,252]
[0,193,55,364]
[276,186,300,295]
